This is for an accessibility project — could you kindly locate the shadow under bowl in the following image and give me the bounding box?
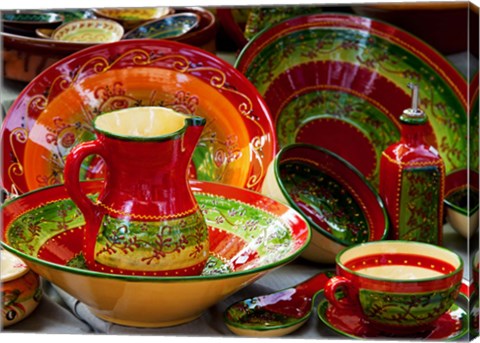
[262,143,389,264]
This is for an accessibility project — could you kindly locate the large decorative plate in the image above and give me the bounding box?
[1,39,276,196]
[235,13,467,189]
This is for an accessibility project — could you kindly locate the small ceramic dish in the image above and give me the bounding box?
[51,19,124,43]
[1,39,276,196]
[1,180,310,327]
[1,11,64,31]
[262,143,388,264]
[93,7,173,30]
[444,169,479,238]
[1,250,42,327]
[236,13,468,190]
[124,13,200,40]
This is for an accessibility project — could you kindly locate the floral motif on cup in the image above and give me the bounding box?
[279,161,369,244]
[359,284,461,327]
[94,210,209,271]
[399,166,442,244]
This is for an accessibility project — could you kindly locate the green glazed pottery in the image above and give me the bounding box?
[324,241,464,335]
[236,13,467,190]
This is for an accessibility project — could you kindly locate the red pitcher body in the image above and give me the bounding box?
[64,106,209,276]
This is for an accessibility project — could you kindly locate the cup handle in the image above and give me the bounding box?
[324,276,359,309]
[64,140,106,228]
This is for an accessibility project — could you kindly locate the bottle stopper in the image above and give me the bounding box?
[401,83,427,123]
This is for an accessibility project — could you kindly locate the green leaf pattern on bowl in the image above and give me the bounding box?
[242,27,467,175]
[6,192,295,272]
[279,160,369,244]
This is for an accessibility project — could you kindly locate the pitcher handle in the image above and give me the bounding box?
[64,140,106,225]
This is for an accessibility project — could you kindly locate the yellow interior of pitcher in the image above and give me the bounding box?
[95,106,187,138]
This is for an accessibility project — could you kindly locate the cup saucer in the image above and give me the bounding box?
[317,292,469,340]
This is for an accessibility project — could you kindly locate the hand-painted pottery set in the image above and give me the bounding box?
[0,10,476,340]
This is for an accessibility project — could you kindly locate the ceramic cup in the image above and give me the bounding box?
[1,250,42,327]
[324,241,463,335]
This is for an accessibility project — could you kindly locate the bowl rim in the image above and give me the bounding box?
[235,12,468,92]
[334,240,464,284]
[123,12,201,39]
[271,143,389,247]
[1,180,311,282]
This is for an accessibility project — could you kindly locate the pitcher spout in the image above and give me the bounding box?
[183,115,206,155]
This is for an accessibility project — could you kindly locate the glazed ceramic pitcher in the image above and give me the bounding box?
[64,106,209,276]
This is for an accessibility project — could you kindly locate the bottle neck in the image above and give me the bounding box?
[400,122,428,146]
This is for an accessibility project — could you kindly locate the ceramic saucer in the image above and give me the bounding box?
[317,292,469,340]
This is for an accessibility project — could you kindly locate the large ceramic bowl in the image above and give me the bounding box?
[1,180,310,327]
[1,39,276,196]
[262,144,388,264]
[235,13,468,190]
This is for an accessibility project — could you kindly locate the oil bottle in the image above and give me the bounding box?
[379,83,445,245]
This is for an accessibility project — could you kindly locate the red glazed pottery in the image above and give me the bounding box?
[1,39,275,196]
[317,287,469,340]
[235,13,467,191]
[64,106,209,276]
[324,241,463,335]
[1,250,42,327]
[1,180,310,327]
[379,84,445,245]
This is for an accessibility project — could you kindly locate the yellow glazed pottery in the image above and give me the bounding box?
[1,250,42,327]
